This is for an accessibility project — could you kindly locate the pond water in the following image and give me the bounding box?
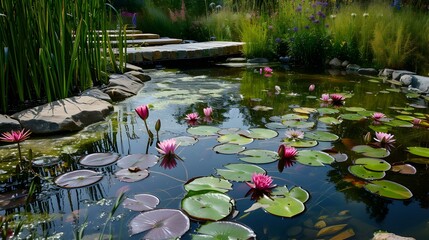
[1,66,429,239]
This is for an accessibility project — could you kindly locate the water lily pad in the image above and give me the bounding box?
[252,105,273,111]
[385,119,413,127]
[369,125,392,132]
[217,134,253,145]
[239,149,278,164]
[32,156,61,167]
[213,144,245,154]
[55,170,103,189]
[184,176,232,193]
[318,117,342,125]
[129,209,190,239]
[182,192,234,221]
[305,131,339,141]
[187,126,221,136]
[123,194,160,211]
[386,88,401,93]
[293,107,317,114]
[217,128,240,135]
[115,168,149,182]
[281,114,309,120]
[352,145,390,158]
[282,139,318,148]
[296,150,335,166]
[192,221,256,240]
[282,120,315,128]
[357,110,375,117]
[265,122,288,129]
[216,163,265,182]
[272,186,310,203]
[173,136,198,146]
[345,107,366,112]
[364,180,413,199]
[79,153,119,167]
[117,154,158,169]
[239,128,278,139]
[408,147,429,158]
[317,108,339,115]
[406,93,420,98]
[408,157,429,164]
[348,165,385,180]
[395,115,415,121]
[339,114,365,121]
[354,158,391,171]
[408,103,426,109]
[391,164,417,174]
[257,195,305,218]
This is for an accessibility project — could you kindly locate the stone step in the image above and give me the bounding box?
[94,29,143,34]
[110,38,183,47]
[105,33,160,40]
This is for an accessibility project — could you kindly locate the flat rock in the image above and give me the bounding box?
[410,75,429,93]
[103,74,145,101]
[124,71,151,82]
[358,68,379,76]
[346,64,361,72]
[81,88,112,103]
[329,58,342,68]
[392,70,415,80]
[379,68,395,78]
[226,57,247,63]
[12,96,113,134]
[372,232,415,240]
[0,115,21,133]
[123,62,143,72]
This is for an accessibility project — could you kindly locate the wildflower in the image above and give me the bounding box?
[209,2,215,9]
[278,144,297,159]
[246,173,275,190]
[156,138,179,156]
[313,19,320,24]
[374,132,395,144]
[285,129,304,140]
[275,38,282,43]
[203,107,213,117]
[309,14,316,21]
[185,112,199,121]
[372,112,386,121]
[304,25,310,30]
[309,84,315,91]
[351,13,357,17]
[293,27,298,32]
[296,5,302,12]
[317,11,326,18]
[135,105,149,121]
[363,13,369,17]
[0,129,31,143]
[215,5,222,11]
[320,93,330,102]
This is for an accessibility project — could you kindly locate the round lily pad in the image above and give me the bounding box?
[182,192,234,221]
[317,108,339,115]
[395,115,415,121]
[184,176,232,193]
[79,153,119,167]
[192,221,256,240]
[345,107,366,112]
[385,119,413,127]
[187,126,221,136]
[117,154,158,169]
[265,122,288,129]
[282,139,318,148]
[391,164,417,174]
[32,156,61,167]
[318,117,342,125]
[216,163,265,182]
[339,114,365,121]
[408,147,429,158]
[282,120,315,129]
[217,134,253,145]
[239,149,278,164]
[357,110,375,117]
[352,145,390,158]
[257,195,305,218]
[217,128,240,135]
[364,180,413,200]
[348,165,385,180]
[239,128,278,140]
[123,194,160,212]
[354,158,391,171]
[295,150,335,166]
[281,114,309,120]
[213,144,245,154]
[55,170,103,189]
[173,136,198,146]
[293,107,317,114]
[305,131,339,141]
[272,186,310,203]
[129,209,190,239]
[115,168,149,182]
[369,125,392,133]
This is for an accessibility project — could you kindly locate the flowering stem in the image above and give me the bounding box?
[17,142,22,164]
[143,120,152,139]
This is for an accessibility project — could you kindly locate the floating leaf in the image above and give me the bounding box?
[32,156,61,167]
[123,194,160,212]
[395,115,415,121]
[293,107,317,114]
[213,144,245,154]
[406,93,420,98]
[369,125,392,133]
[173,136,198,146]
[385,119,413,127]
[339,114,365,121]
[282,139,318,148]
[252,105,273,111]
[217,128,240,135]
[364,180,413,199]
[239,128,278,139]
[265,122,287,129]
[408,157,429,164]
[187,126,221,136]
[216,164,265,182]
[348,165,385,180]
[182,192,234,221]
[354,158,391,171]
[318,117,342,125]
[115,168,149,182]
[352,145,390,158]
[55,170,102,189]
[357,110,375,117]
[386,88,401,93]
[345,107,366,112]
[184,176,232,193]
[317,108,339,115]
[79,153,119,167]
[391,164,417,175]
[192,221,256,240]
[282,120,315,128]
[408,103,426,109]
[281,114,309,120]
[305,131,339,141]
[117,154,158,169]
[408,147,429,158]
[129,209,190,239]
[296,150,335,166]
[217,134,253,145]
[239,149,278,164]
[257,195,305,218]
[272,186,310,203]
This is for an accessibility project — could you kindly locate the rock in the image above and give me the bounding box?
[247,58,269,63]
[358,68,379,76]
[123,62,143,72]
[341,60,349,68]
[0,115,21,133]
[81,88,112,103]
[400,74,413,86]
[379,68,395,78]
[279,56,291,64]
[12,96,113,134]
[328,69,341,76]
[392,70,415,80]
[372,232,415,240]
[182,40,198,44]
[124,71,151,82]
[410,75,429,93]
[329,58,342,68]
[226,57,247,63]
[103,74,145,101]
[346,64,361,72]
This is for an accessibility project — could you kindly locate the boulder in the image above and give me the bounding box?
[358,68,379,76]
[410,75,429,93]
[124,71,151,82]
[0,115,21,133]
[341,60,349,68]
[346,64,361,72]
[399,74,413,86]
[247,58,269,63]
[392,70,415,80]
[328,58,342,68]
[379,68,395,78]
[81,88,112,103]
[12,96,113,134]
[103,74,145,101]
[123,62,144,72]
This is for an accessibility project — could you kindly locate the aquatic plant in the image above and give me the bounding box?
[0,128,31,166]
[246,173,275,190]
[156,138,179,157]
[203,107,213,117]
[135,105,153,139]
[374,132,396,144]
[285,129,304,141]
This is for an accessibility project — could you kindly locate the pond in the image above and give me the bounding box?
[1,65,429,239]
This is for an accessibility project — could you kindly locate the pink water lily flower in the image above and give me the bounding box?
[413,118,422,125]
[135,105,149,121]
[285,129,304,140]
[203,107,213,117]
[278,144,298,159]
[320,93,330,102]
[372,112,386,121]
[246,173,275,190]
[374,132,395,144]
[185,112,200,121]
[330,93,345,102]
[263,67,273,74]
[156,138,179,156]
[309,84,315,91]
[0,129,31,143]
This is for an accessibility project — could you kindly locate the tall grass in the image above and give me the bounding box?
[0,0,125,114]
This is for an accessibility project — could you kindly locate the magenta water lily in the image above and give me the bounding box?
[372,112,386,121]
[185,112,199,121]
[278,144,298,160]
[309,84,315,91]
[374,132,395,144]
[246,173,276,191]
[156,138,179,156]
[203,107,213,117]
[135,104,153,138]
[0,128,31,167]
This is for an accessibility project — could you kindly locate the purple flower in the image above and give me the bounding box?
[293,27,298,32]
[296,5,302,12]
[275,37,282,43]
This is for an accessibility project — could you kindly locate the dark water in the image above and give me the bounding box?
[1,66,429,239]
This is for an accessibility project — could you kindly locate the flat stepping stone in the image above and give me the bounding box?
[111,38,183,47]
[106,33,160,40]
[94,29,142,34]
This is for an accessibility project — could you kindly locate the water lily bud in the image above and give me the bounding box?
[135,105,149,121]
[155,119,161,132]
[363,132,371,144]
[309,84,315,91]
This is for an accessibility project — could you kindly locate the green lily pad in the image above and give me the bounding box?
[318,117,342,125]
[348,165,386,180]
[282,139,318,148]
[281,114,309,120]
[293,107,317,114]
[217,128,240,135]
[54,170,103,188]
[173,136,198,146]
[408,157,429,164]
[305,131,339,141]
[368,79,380,83]
[295,150,335,166]
[364,180,413,199]
[317,108,339,115]
[385,119,413,127]
[282,120,315,128]
[216,163,265,182]
[408,147,429,158]
[239,149,278,164]
[379,90,389,94]
[369,125,392,132]
[192,221,256,240]
[406,93,420,98]
[339,114,365,121]
[187,126,221,136]
[345,107,367,112]
[182,192,234,221]
[352,145,390,158]
[354,158,391,171]
[265,122,288,129]
[357,110,376,117]
[272,186,310,203]
[217,134,253,145]
[258,195,305,218]
[184,176,232,193]
[239,128,278,140]
[213,144,245,154]
[386,88,401,92]
[395,115,415,121]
